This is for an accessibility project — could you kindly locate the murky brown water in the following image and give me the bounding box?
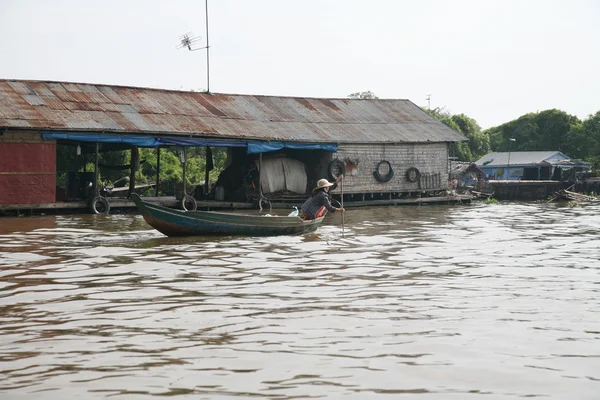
[1,202,599,399]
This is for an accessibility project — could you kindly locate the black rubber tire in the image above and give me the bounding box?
[406,167,420,183]
[328,159,346,181]
[373,160,394,183]
[90,196,110,214]
[181,194,197,211]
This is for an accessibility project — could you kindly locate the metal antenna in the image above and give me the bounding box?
[177,0,211,92]
[426,94,431,110]
[177,32,204,51]
[205,0,210,93]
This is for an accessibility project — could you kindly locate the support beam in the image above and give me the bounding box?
[182,147,187,196]
[258,152,263,199]
[156,147,161,197]
[94,142,99,196]
[128,146,139,198]
[204,146,210,195]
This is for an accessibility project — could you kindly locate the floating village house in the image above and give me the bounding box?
[0,79,468,213]
[475,151,590,181]
[474,151,591,200]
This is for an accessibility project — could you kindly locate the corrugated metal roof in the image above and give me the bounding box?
[476,151,568,167]
[0,79,467,143]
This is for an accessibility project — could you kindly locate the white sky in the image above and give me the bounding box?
[1,0,598,129]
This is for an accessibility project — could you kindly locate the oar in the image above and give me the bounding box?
[340,175,345,238]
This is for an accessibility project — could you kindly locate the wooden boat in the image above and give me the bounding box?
[131,194,324,237]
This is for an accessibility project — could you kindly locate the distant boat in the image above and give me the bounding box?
[131,194,324,237]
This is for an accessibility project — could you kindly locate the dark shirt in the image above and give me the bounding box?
[300,184,338,219]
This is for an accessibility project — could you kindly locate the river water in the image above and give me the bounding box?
[0,202,599,399]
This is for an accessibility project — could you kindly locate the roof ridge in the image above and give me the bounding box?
[0,78,411,102]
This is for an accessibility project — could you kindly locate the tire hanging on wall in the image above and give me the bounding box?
[180,194,197,211]
[405,167,420,183]
[89,196,110,215]
[328,159,346,181]
[373,160,394,183]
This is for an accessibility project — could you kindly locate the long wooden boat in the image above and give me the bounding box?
[131,194,324,237]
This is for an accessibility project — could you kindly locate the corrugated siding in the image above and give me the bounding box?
[0,79,467,144]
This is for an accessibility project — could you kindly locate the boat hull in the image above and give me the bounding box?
[131,194,323,237]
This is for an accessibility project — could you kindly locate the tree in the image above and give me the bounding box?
[485,109,580,153]
[535,109,580,152]
[450,114,490,160]
[564,111,600,173]
[423,108,489,162]
[348,91,379,99]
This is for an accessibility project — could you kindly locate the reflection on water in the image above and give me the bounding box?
[1,203,599,399]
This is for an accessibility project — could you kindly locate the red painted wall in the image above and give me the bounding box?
[0,143,56,205]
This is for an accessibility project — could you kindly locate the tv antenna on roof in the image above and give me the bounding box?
[177,32,203,51]
[177,0,211,92]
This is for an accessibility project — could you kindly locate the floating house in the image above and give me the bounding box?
[475,151,591,181]
[0,79,468,214]
[474,151,591,200]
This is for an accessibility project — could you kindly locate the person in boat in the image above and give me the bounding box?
[300,176,345,220]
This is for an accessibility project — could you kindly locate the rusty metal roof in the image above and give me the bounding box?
[0,79,467,143]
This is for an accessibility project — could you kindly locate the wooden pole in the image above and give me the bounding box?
[128,146,138,199]
[205,0,210,93]
[156,147,161,197]
[94,142,99,196]
[258,152,262,200]
[182,147,187,196]
[341,175,345,238]
[204,146,210,195]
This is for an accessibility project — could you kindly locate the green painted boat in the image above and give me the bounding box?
[131,194,324,237]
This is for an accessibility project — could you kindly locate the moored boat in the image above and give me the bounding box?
[131,194,324,237]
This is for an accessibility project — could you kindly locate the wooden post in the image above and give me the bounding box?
[258,152,262,197]
[341,175,345,238]
[128,146,138,199]
[156,146,161,197]
[94,142,99,195]
[204,146,210,195]
[182,147,187,197]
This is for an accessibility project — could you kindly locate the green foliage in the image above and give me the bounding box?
[137,147,227,195]
[564,111,600,171]
[483,109,600,174]
[485,109,582,152]
[424,108,489,162]
[348,91,379,99]
[451,114,490,162]
[484,198,499,204]
[55,145,228,195]
[424,105,599,172]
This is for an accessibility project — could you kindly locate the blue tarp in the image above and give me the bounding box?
[42,132,160,147]
[157,137,246,148]
[42,132,245,148]
[247,141,337,154]
[42,131,338,153]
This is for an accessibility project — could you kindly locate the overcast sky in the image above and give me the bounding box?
[1,0,598,129]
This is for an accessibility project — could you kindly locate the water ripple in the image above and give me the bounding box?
[0,203,599,399]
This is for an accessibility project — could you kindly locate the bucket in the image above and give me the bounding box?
[215,186,225,201]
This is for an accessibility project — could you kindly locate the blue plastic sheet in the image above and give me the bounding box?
[157,137,246,148]
[42,131,338,153]
[247,141,337,154]
[42,132,160,147]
